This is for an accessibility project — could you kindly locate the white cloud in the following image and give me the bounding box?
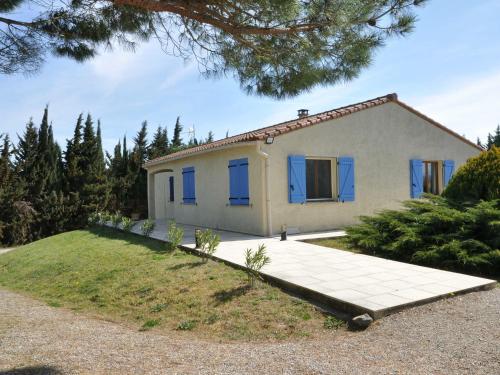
[408,70,500,142]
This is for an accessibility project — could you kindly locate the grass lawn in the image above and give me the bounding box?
[0,227,341,340]
[304,237,361,253]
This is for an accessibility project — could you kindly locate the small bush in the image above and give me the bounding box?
[110,212,122,228]
[177,320,196,331]
[197,229,220,261]
[244,244,271,287]
[121,217,134,232]
[141,219,155,237]
[87,212,100,226]
[324,315,344,330]
[141,319,160,330]
[345,196,500,277]
[167,221,184,251]
[98,211,111,225]
[443,146,500,202]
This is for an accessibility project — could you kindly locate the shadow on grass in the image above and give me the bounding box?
[0,366,62,375]
[88,226,168,254]
[212,285,251,305]
[166,261,205,271]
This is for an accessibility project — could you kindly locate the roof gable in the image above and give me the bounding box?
[145,93,482,166]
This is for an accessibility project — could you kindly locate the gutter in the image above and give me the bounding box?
[144,141,259,169]
[256,142,272,237]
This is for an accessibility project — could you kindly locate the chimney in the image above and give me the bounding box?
[297,109,309,118]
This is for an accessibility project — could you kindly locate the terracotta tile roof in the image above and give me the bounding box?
[145,93,482,166]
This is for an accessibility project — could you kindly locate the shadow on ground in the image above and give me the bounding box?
[0,366,62,375]
[212,285,251,305]
[88,226,167,253]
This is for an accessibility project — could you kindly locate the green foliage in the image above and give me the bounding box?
[110,212,122,228]
[324,316,344,330]
[121,217,134,232]
[141,219,155,237]
[443,147,500,202]
[244,244,271,287]
[196,229,220,261]
[141,319,160,330]
[177,320,196,331]
[88,212,100,226]
[167,221,184,251]
[345,196,500,277]
[1,1,425,98]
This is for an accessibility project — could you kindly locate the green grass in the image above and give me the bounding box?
[0,227,336,340]
[304,237,361,253]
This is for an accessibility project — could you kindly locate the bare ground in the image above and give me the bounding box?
[0,287,499,375]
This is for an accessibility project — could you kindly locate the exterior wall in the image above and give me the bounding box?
[262,102,481,234]
[147,144,267,236]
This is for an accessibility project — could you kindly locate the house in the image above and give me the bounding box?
[144,93,482,236]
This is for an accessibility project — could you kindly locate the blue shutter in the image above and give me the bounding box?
[338,157,355,202]
[182,167,195,204]
[228,158,249,205]
[169,176,174,202]
[443,160,455,187]
[410,159,423,198]
[288,155,306,203]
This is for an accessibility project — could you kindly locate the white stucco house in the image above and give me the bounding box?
[144,93,482,236]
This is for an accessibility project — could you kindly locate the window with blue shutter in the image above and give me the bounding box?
[182,167,195,204]
[228,158,249,205]
[288,155,306,203]
[169,176,174,202]
[410,159,423,198]
[443,160,455,187]
[338,157,355,202]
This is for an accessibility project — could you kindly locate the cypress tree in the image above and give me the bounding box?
[171,116,183,150]
[148,126,169,159]
[129,121,149,215]
[15,119,39,198]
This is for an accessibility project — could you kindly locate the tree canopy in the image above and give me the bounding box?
[0,0,426,98]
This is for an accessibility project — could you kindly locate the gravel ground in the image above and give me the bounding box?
[0,287,499,375]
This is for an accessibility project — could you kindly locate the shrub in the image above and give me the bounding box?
[167,221,184,251]
[177,320,196,331]
[345,196,500,277]
[141,219,155,237]
[98,211,111,225]
[196,229,220,261]
[324,316,344,330]
[141,319,160,331]
[121,217,134,232]
[443,146,500,202]
[110,212,122,228]
[244,244,271,287]
[87,212,100,226]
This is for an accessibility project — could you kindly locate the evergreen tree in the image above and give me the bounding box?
[148,126,169,159]
[206,131,214,143]
[95,120,105,174]
[171,116,183,150]
[129,121,149,215]
[15,119,38,198]
[0,134,12,187]
[64,114,84,194]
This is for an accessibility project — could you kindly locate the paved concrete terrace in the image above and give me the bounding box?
[131,220,496,319]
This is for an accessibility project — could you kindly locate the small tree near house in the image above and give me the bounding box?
[244,244,271,287]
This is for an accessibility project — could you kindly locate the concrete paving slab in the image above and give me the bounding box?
[128,220,497,319]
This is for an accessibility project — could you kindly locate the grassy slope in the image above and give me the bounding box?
[0,227,337,340]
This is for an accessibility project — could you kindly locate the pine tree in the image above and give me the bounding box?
[148,126,169,159]
[171,116,183,150]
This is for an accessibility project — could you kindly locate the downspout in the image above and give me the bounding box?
[256,142,272,236]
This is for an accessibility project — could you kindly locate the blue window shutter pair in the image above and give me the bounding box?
[287,155,355,203]
[182,167,195,204]
[410,159,423,198]
[169,176,174,202]
[338,157,355,202]
[443,160,455,187]
[228,158,249,205]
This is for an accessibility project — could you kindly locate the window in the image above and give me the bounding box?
[422,161,438,194]
[228,158,249,205]
[169,176,174,202]
[306,159,334,200]
[182,167,195,204]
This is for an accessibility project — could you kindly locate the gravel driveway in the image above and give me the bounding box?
[0,287,498,375]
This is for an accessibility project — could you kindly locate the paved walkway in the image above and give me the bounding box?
[132,220,496,318]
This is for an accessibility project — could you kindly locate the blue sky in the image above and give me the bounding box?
[1,0,499,153]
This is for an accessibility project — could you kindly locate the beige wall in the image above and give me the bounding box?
[146,102,480,236]
[146,144,267,235]
[261,102,480,234]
